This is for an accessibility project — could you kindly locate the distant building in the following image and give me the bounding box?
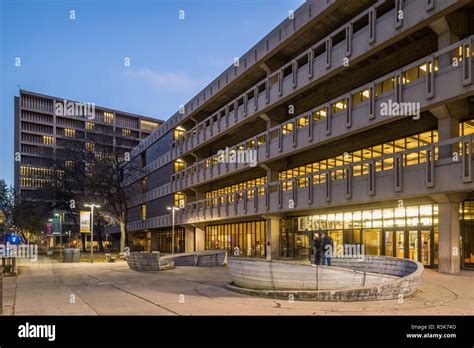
[14,90,163,242]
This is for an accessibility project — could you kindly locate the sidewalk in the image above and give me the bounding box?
[3,256,474,315]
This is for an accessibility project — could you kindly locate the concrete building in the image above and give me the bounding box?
[14,90,162,238]
[125,0,474,273]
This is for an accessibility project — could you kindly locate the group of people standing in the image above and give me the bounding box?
[311,232,334,266]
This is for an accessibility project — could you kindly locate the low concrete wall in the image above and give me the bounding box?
[162,250,227,267]
[227,256,423,301]
[126,252,175,272]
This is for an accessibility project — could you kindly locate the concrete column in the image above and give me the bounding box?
[430,105,460,159]
[195,225,205,251]
[184,226,194,253]
[438,114,459,159]
[264,216,280,260]
[429,17,459,69]
[438,202,461,273]
[150,232,158,252]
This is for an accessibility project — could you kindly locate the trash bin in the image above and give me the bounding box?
[64,248,73,262]
[64,249,80,263]
[72,249,80,262]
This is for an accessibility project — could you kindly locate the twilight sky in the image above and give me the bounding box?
[0,0,304,186]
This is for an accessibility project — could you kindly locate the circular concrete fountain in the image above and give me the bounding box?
[226,256,423,301]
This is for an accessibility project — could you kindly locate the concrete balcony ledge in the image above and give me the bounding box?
[226,256,423,301]
[161,250,227,267]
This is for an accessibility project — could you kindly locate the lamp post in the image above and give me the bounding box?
[84,204,100,263]
[54,213,63,258]
[167,206,180,254]
[48,218,53,253]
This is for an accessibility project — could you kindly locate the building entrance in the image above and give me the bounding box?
[383,228,433,266]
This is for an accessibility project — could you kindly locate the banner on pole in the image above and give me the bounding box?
[80,211,91,233]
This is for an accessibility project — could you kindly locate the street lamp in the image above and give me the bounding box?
[54,213,63,259]
[84,204,100,263]
[167,206,180,254]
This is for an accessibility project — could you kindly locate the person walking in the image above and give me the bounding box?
[320,232,334,266]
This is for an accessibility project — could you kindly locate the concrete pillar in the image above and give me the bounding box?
[438,114,459,159]
[431,193,465,274]
[195,225,205,251]
[438,202,461,273]
[150,232,158,252]
[429,17,459,69]
[184,226,194,253]
[264,216,280,260]
[430,105,460,159]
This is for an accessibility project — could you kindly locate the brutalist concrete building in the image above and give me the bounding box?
[14,90,162,234]
[125,0,474,273]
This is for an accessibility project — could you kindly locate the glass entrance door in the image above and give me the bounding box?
[421,230,431,266]
[408,230,419,261]
[384,231,394,256]
[295,231,310,259]
[395,230,405,258]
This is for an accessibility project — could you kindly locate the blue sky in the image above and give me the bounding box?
[0,0,304,186]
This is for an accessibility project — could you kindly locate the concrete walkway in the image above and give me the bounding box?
[2,256,473,315]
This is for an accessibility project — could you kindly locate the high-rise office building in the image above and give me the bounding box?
[14,90,162,236]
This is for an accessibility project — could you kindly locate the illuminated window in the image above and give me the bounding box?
[279,130,440,186]
[65,160,74,169]
[122,128,132,137]
[140,178,147,193]
[64,128,75,137]
[313,108,327,122]
[174,159,186,173]
[352,89,370,106]
[297,116,309,128]
[141,204,147,220]
[86,122,94,130]
[86,142,95,151]
[104,112,114,124]
[174,192,185,208]
[173,126,186,140]
[140,120,159,132]
[43,136,54,145]
[205,177,267,202]
[331,99,346,113]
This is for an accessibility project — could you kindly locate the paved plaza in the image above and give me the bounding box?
[1,257,473,316]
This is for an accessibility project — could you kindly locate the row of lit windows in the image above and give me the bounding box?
[20,166,54,177]
[173,56,444,147]
[298,204,438,231]
[205,221,266,257]
[43,136,54,145]
[279,130,438,189]
[20,177,54,188]
[205,177,267,203]
[104,112,114,124]
[201,121,474,200]
[140,120,159,132]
